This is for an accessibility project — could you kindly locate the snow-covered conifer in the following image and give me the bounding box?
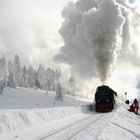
[0,80,5,94]
[7,70,15,88]
[0,55,7,81]
[46,68,55,91]
[55,83,64,101]
[21,66,27,87]
[67,76,76,96]
[34,72,40,88]
[13,55,22,87]
[37,64,46,89]
[26,65,36,88]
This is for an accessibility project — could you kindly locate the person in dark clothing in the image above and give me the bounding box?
[128,98,139,114]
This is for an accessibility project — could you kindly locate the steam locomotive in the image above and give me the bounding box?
[95,85,117,112]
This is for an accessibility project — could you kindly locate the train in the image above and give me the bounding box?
[95,85,117,112]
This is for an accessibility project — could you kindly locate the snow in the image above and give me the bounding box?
[0,87,140,140]
[99,104,140,140]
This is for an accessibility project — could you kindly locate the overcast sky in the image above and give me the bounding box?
[0,0,77,68]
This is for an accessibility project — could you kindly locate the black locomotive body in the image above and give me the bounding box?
[95,85,117,112]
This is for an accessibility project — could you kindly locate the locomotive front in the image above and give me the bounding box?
[95,85,117,112]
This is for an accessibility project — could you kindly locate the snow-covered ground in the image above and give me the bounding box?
[0,87,140,140]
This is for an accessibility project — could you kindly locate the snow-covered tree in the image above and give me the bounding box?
[46,68,55,91]
[7,60,15,86]
[67,76,76,96]
[0,80,5,94]
[55,83,64,101]
[54,69,61,91]
[37,64,46,89]
[26,65,36,88]
[8,60,14,73]
[0,55,7,80]
[13,55,21,86]
[34,72,40,88]
[54,69,61,82]
[0,55,6,70]
[38,66,61,91]
[21,65,27,87]
[0,54,66,93]
[0,55,8,89]
[7,70,15,88]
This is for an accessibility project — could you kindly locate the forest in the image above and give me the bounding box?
[0,55,76,96]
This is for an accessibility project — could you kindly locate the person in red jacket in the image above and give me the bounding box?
[128,98,139,114]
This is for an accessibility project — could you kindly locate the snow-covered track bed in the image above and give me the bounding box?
[39,114,107,140]
[70,112,113,140]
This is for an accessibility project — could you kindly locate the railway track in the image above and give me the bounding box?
[39,114,105,140]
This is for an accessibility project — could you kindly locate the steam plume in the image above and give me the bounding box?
[55,0,139,83]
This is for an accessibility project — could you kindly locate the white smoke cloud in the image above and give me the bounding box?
[55,0,140,84]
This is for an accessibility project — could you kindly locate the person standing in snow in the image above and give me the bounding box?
[128,98,139,114]
[125,92,129,104]
[125,92,127,98]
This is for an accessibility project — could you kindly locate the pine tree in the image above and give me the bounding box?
[53,82,64,105]
[0,55,7,80]
[67,76,76,96]
[34,72,40,88]
[55,83,64,101]
[0,55,8,88]
[54,69,61,91]
[7,70,15,88]
[37,64,46,89]
[0,54,65,93]
[13,55,21,87]
[26,65,36,88]
[21,65,27,87]
[46,68,55,91]
[0,80,5,94]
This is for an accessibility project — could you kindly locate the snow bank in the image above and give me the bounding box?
[0,87,90,134]
[0,106,88,134]
[99,103,140,140]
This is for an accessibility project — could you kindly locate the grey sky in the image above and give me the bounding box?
[0,0,77,68]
